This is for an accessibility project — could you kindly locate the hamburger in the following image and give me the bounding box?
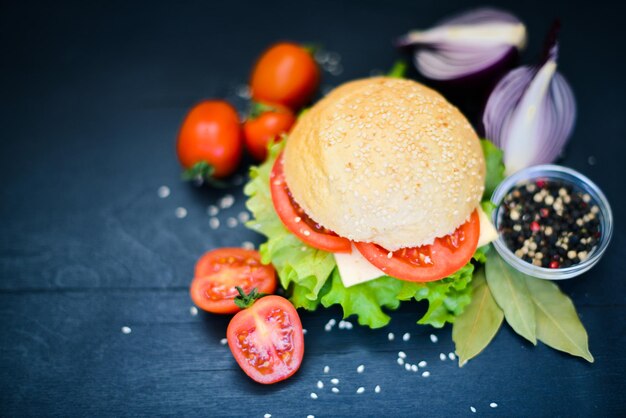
[245,76,502,328]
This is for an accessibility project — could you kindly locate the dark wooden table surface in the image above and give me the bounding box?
[1,0,625,416]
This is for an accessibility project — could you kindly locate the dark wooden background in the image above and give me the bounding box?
[1,0,625,416]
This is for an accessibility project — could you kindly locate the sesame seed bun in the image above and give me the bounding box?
[283,77,485,250]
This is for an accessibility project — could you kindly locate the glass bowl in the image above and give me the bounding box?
[490,164,613,280]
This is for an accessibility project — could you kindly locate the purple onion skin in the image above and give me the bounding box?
[395,8,526,85]
[417,46,521,89]
[482,51,577,173]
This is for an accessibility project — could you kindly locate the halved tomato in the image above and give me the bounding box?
[355,210,480,282]
[227,295,304,384]
[270,154,351,253]
[190,248,276,314]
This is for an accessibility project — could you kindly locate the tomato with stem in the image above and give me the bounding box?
[177,100,243,180]
[227,289,304,384]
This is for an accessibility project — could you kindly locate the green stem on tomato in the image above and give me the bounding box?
[181,161,230,188]
[234,287,267,309]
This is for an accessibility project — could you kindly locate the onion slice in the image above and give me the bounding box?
[396,8,526,81]
[483,42,576,175]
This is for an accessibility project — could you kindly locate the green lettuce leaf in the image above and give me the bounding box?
[320,270,404,328]
[481,139,505,200]
[397,263,475,328]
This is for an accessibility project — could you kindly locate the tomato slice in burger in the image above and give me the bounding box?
[227,295,304,384]
[190,248,277,314]
[270,153,351,253]
[354,210,480,282]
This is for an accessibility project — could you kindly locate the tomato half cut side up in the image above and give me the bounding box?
[190,248,277,314]
[270,153,351,252]
[227,295,304,384]
[355,210,480,282]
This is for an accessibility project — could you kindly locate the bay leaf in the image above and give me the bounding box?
[485,251,537,344]
[452,269,504,366]
[525,277,594,363]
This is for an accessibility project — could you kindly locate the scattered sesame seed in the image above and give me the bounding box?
[448,352,456,361]
[402,332,410,341]
[235,85,251,99]
[388,332,395,341]
[175,207,187,218]
[330,378,339,385]
[439,353,446,361]
[356,387,365,394]
[588,156,596,166]
[219,194,235,209]
[397,358,405,366]
[303,230,311,236]
[430,334,438,343]
[490,402,498,408]
[226,217,238,228]
[220,338,227,345]
[157,186,170,198]
[264,414,271,418]
[302,328,307,335]
[307,415,314,418]
[121,326,131,334]
[405,363,411,371]
[323,366,329,374]
[470,406,476,413]
[207,205,219,216]
[374,385,381,393]
[324,324,332,332]
[331,387,339,393]
[418,361,427,368]
[398,351,407,359]
[411,364,418,372]
[421,371,430,378]
[356,365,365,373]
[189,306,198,316]
[242,241,255,250]
[387,251,393,259]
[209,217,220,229]
[237,211,250,223]
[317,380,324,389]
[310,393,318,400]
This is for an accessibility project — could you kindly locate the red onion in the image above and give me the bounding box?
[483,42,576,174]
[396,8,526,81]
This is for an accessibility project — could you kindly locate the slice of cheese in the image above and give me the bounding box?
[334,207,499,288]
[477,206,498,248]
[334,244,386,288]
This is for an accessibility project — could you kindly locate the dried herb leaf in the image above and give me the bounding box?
[525,277,594,363]
[485,251,537,344]
[452,269,504,366]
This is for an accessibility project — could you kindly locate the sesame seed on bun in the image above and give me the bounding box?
[283,77,485,251]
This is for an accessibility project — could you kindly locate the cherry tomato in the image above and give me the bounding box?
[177,100,243,179]
[250,43,320,109]
[189,248,276,314]
[355,211,480,282]
[227,295,304,384]
[270,153,351,253]
[244,105,296,161]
